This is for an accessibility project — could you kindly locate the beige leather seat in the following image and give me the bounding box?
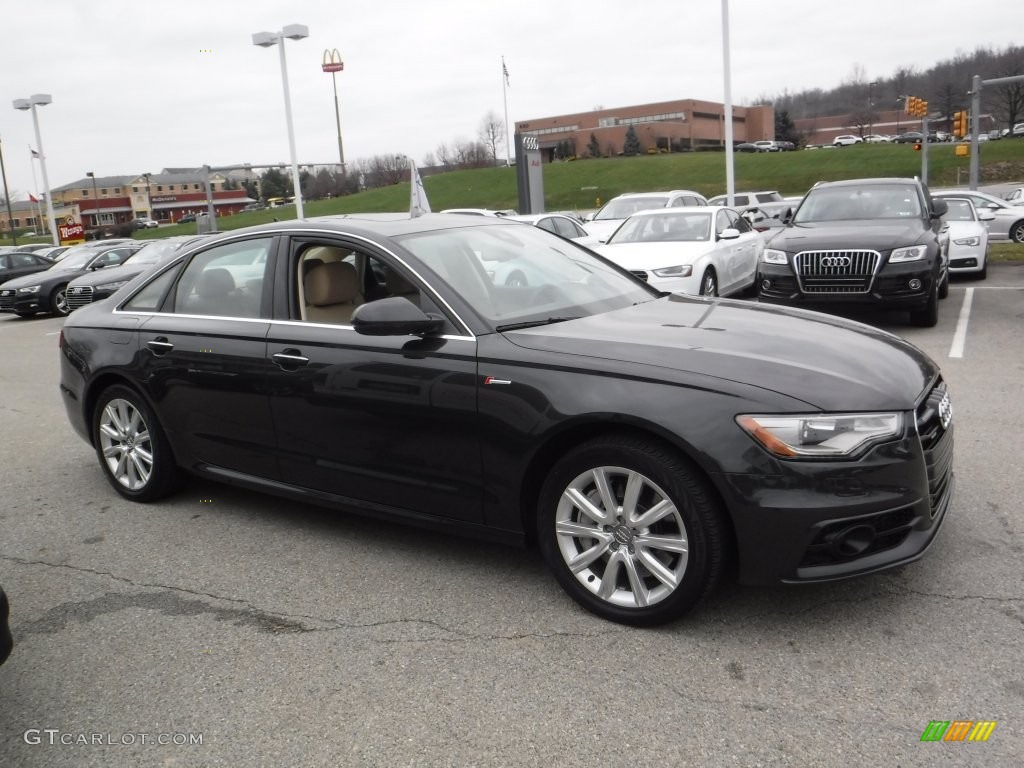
[304,261,360,324]
[385,269,420,307]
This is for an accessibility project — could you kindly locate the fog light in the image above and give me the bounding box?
[908,278,922,290]
[762,279,771,290]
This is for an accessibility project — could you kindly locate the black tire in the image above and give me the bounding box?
[699,267,718,297]
[1010,222,1024,245]
[92,384,180,502]
[536,434,726,626]
[938,268,949,300]
[50,284,70,316]
[910,278,939,327]
[505,271,528,288]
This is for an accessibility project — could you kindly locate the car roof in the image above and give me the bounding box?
[613,190,704,199]
[811,177,919,189]
[626,206,721,217]
[191,212,521,241]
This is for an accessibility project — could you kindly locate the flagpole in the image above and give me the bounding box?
[29,148,45,234]
[502,56,511,166]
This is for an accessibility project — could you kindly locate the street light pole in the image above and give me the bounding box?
[322,48,346,174]
[868,81,877,137]
[13,94,58,246]
[253,24,309,219]
[86,171,99,235]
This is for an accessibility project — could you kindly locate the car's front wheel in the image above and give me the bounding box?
[92,385,180,501]
[910,278,939,327]
[50,284,69,316]
[537,435,725,626]
[1010,222,1024,244]
[699,268,718,297]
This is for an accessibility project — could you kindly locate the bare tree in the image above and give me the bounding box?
[478,111,506,166]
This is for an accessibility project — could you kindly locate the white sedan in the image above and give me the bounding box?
[596,207,761,297]
[940,197,994,279]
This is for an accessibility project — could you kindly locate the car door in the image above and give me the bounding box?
[264,236,483,524]
[716,209,758,294]
[128,235,280,479]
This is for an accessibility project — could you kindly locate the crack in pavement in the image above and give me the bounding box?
[1,554,621,644]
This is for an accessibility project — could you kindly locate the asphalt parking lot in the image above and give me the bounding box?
[1,266,1021,767]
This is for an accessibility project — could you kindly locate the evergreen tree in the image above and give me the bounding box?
[587,132,602,158]
[623,126,641,155]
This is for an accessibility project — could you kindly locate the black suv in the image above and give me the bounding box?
[757,178,949,326]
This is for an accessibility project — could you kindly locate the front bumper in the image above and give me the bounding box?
[0,290,48,314]
[758,259,935,309]
[714,383,954,585]
[948,246,987,273]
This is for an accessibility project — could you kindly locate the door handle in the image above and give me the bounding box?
[146,337,174,356]
[272,349,309,369]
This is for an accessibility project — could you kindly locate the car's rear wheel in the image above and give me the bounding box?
[537,435,725,626]
[699,268,718,297]
[93,385,180,501]
[910,278,939,327]
[50,284,69,316]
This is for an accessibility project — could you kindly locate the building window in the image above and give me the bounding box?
[82,190,89,197]
[194,184,200,190]
[133,186,139,193]
[157,186,163,192]
[101,188,108,196]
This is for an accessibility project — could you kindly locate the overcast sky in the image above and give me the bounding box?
[1,0,1019,198]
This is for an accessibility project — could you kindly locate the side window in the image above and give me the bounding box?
[173,238,272,318]
[536,218,559,235]
[11,254,37,268]
[554,218,585,239]
[715,210,730,236]
[0,255,8,269]
[731,211,752,233]
[123,266,178,312]
[295,242,445,328]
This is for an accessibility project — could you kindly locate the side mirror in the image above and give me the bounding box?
[718,228,740,240]
[930,198,948,218]
[978,209,996,221]
[351,297,445,337]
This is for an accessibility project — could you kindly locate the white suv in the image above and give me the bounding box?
[833,135,864,147]
[584,190,709,242]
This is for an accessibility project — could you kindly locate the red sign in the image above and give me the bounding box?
[322,62,343,72]
[58,222,85,245]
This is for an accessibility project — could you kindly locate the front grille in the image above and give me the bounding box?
[795,250,880,294]
[66,285,94,311]
[629,270,649,282]
[0,290,14,311]
[917,380,954,517]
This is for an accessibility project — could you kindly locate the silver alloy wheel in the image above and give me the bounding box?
[98,398,153,491]
[555,465,689,609]
[53,288,69,315]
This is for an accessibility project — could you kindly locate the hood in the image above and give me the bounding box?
[67,262,152,288]
[502,295,937,412]
[584,219,625,242]
[767,220,928,252]
[0,266,82,290]
[597,242,712,269]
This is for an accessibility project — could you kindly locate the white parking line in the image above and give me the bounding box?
[949,287,974,359]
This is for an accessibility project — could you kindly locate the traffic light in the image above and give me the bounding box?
[953,110,968,137]
[905,96,929,118]
[905,97,917,116]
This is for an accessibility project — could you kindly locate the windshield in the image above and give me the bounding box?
[607,212,712,244]
[794,184,923,223]
[593,196,669,221]
[122,240,184,266]
[396,223,656,328]
[49,248,107,270]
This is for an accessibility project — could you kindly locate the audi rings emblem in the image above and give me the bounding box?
[820,256,852,268]
[937,392,953,429]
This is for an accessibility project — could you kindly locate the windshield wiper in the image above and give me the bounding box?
[495,316,580,332]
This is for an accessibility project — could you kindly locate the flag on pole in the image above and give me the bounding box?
[502,57,510,87]
[30,147,40,158]
[409,160,431,218]
[29,193,39,203]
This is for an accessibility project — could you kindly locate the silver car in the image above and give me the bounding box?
[932,190,1024,243]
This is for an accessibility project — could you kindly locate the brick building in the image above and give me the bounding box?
[515,99,775,160]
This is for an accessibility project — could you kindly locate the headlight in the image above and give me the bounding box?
[736,413,903,459]
[17,285,40,294]
[762,248,788,265]
[96,280,129,292]
[889,245,927,262]
[651,265,693,278]
[953,236,980,246]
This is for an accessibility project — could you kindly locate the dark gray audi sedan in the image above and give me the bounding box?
[58,214,953,625]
